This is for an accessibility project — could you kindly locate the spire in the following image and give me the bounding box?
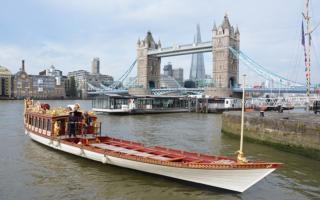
[144,31,156,48]
[137,38,141,46]
[21,60,25,72]
[222,13,231,29]
[158,39,161,48]
[235,26,240,35]
[196,23,202,43]
[213,22,217,31]
[190,24,205,80]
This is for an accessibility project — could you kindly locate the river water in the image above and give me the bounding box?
[0,100,319,200]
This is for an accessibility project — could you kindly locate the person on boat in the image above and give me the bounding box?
[82,111,92,136]
[73,103,82,119]
[53,121,60,137]
[68,112,77,138]
[65,106,72,112]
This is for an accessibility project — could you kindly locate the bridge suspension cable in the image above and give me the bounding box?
[229,47,304,87]
[110,59,137,88]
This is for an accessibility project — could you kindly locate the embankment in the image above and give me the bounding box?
[221,111,320,160]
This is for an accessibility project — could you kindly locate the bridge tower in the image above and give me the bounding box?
[206,14,240,97]
[132,31,161,95]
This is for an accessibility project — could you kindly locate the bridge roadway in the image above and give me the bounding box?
[147,41,213,57]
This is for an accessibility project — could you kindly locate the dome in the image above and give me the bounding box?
[0,66,12,75]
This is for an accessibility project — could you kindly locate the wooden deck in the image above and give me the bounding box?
[80,136,238,165]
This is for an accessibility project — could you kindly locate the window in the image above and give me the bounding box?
[43,119,46,130]
[39,118,42,129]
[47,119,51,131]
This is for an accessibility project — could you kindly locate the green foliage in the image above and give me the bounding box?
[66,76,77,98]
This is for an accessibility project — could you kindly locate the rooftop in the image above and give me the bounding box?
[0,66,12,76]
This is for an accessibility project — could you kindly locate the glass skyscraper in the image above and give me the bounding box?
[189,24,205,81]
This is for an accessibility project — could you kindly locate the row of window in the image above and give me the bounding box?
[26,115,52,131]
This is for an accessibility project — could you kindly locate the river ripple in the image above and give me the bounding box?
[0,100,319,200]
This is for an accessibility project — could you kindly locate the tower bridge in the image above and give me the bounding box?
[131,14,240,97]
[87,14,316,99]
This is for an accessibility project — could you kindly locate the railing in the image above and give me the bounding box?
[151,88,205,95]
[247,96,320,108]
[232,87,319,94]
[64,121,102,137]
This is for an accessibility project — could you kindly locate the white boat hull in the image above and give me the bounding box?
[27,130,275,192]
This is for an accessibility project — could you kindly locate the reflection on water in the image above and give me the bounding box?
[0,100,319,200]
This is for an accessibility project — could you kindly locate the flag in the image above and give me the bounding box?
[301,20,305,46]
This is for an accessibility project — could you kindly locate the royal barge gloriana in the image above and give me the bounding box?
[24,99,282,192]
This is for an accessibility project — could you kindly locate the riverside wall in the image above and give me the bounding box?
[221,111,320,160]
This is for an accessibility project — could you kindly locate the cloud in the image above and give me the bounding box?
[0,0,319,84]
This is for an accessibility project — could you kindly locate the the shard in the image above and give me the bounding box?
[189,24,205,81]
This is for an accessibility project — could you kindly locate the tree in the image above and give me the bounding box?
[66,76,77,98]
[184,80,196,88]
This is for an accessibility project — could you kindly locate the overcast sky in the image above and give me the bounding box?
[0,0,319,85]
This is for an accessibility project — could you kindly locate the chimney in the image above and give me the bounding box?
[22,60,25,72]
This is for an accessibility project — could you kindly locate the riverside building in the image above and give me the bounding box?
[13,60,66,99]
[0,65,13,99]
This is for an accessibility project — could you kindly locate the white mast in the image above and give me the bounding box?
[303,0,311,111]
[240,74,246,153]
[237,74,247,163]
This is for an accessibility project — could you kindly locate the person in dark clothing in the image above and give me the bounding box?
[68,112,77,137]
[82,111,92,136]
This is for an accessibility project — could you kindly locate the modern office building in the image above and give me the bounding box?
[68,69,113,98]
[189,24,206,81]
[92,57,100,74]
[163,62,173,77]
[173,68,184,86]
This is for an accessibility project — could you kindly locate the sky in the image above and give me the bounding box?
[0,0,319,85]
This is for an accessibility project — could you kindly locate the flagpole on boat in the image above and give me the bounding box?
[237,74,247,163]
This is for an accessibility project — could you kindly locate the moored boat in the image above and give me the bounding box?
[92,94,190,114]
[23,99,282,192]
